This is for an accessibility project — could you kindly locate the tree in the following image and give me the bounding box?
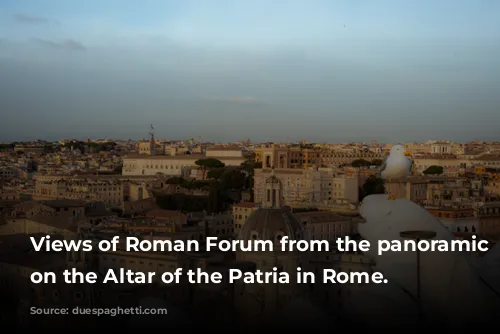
[220,169,246,190]
[241,160,261,173]
[240,161,261,199]
[361,176,385,200]
[423,165,444,175]
[207,184,223,214]
[166,176,185,185]
[195,158,225,180]
[351,159,371,167]
[207,168,226,180]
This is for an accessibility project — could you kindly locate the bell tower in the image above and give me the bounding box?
[149,124,156,156]
[263,167,283,209]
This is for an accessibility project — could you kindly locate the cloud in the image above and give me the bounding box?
[31,38,86,51]
[13,14,51,25]
[205,96,264,104]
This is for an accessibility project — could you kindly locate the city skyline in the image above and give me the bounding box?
[1,0,500,142]
[1,135,498,145]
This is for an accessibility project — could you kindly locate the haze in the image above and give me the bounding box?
[1,0,499,142]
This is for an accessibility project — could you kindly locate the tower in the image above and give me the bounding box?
[149,124,156,156]
[263,168,283,209]
[236,168,306,326]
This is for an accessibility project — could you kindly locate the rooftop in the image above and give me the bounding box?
[206,145,241,151]
[124,154,243,160]
[28,213,80,232]
[41,199,88,208]
[474,154,500,161]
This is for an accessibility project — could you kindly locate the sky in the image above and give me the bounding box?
[1,0,499,143]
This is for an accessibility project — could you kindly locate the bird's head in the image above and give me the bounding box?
[390,144,405,155]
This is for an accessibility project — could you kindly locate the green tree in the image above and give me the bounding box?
[220,169,246,190]
[241,160,262,173]
[360,176,385,200]
[195,158,225,180]
[207,184,223,213]
[207,168,226,180]
[240,160,261,200]
[423,165,444,175]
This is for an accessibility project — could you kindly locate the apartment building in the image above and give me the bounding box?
[254,144,384,169]
[477,201,500,240]
[384,177,428,203]
[1,199,87,237]
[232,202,258,236]
[34,178,123,207]
[425,177,471,207]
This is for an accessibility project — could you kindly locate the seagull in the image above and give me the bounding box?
[379,144,412,180]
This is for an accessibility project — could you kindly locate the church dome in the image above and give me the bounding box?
[237,207,306,243]
[238,167,305,244]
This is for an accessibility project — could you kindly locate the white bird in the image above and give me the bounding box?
[354,194,500,328]
[379,144,412,180]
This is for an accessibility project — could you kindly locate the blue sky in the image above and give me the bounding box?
[1,0,499,142]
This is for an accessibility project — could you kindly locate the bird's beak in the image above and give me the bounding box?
[404,151,410,156]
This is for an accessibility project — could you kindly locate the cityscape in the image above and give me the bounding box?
[2,0,500,331]
[1,135,500,329]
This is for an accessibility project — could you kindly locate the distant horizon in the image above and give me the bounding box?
[2,134,498,146]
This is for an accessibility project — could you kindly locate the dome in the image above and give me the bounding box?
[237,207,305,242]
